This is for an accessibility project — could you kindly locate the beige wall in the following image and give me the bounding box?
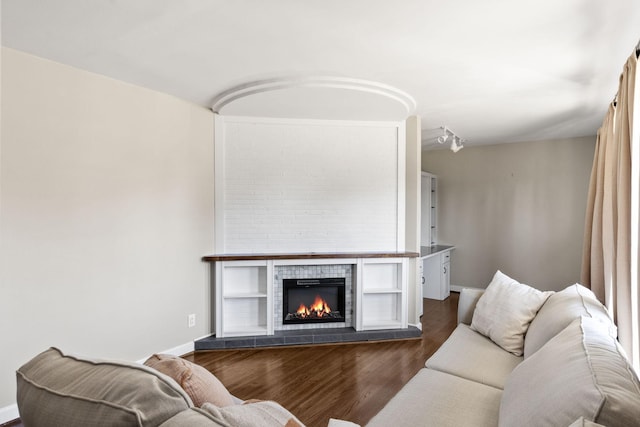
[405,116,421,326]
[422,136,595,291]
[0,48,215,408]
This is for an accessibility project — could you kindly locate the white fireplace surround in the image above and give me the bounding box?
[210,254,414,338]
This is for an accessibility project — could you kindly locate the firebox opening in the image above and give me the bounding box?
[283,278,346,324]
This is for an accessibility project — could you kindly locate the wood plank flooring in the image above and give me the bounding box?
[185,293,459,427]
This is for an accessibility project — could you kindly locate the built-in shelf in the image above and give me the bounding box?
[358,258,407,330]
[421,172,438,247]
[206,252,417,337]
[222,326,270,337]
[363,321,404,328]
[223,293,268,299]
[215,261,272,338]
[363,288,403,294]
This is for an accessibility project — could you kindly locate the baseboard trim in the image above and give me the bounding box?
[135,340,196,364]
[450,285,484,293]
[0,404,19,425]
[408,322,423,331]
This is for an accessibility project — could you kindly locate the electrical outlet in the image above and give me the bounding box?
[188,314,196,328]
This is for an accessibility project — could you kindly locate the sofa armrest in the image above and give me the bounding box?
[457,288,485,325]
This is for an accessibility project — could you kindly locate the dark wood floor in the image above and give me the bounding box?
[7,294,458,427]
[186,293,459,427]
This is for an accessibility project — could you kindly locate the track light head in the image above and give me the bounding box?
[426,125,465,153]
[450,136,464,153]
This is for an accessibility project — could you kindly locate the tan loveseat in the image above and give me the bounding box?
[16,347,359,427]
[366,272,640,427]
[16,271,640,427]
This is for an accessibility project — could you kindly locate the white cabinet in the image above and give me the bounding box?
[441,253,451,300]
[416,260,424,318]
[421,172,437,247]
[215,260,273,337]
[356,258,408,330]
[422,250,451,301]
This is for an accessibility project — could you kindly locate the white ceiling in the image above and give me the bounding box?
[2,0,639,147]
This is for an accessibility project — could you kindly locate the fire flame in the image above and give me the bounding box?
[295,295,332,318]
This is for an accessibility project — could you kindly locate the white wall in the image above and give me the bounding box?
[215,116,405,253]
[422,136,595,291]
[0,48,215,410]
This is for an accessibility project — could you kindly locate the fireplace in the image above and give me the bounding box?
[283,278,346,324]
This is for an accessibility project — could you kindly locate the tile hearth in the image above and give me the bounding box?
[195,326,421,351]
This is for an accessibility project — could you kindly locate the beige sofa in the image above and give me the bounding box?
[367,277,640,427]
[16,273,640,427]
[16,347,358,427]
[17,347,275,426]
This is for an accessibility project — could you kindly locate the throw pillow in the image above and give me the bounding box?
[144,354,235,407]
[201,400,305,427]
[470,270,553,356]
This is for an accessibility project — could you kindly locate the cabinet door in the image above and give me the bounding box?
[441,261,451,300]
[422,256,441,299]
[417,261,424,317]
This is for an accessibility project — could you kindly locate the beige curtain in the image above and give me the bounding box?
[581,49,639,371]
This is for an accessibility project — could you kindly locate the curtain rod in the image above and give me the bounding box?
[613,38,640,105]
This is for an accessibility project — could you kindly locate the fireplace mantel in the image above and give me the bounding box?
[202,251,419,262]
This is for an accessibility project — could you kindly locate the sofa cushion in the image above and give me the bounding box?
[425,323,522,389]
[567,418,607,427]
[457,288,485,325]
[16,347,192,427]
[499,317,640,427]
[523,284,616,358]
[201,400,305,427]
[144,354,235,407]
[159,408,226,426]
[328,419,361,427]
[366,368,502,427]
[471,270,552,356]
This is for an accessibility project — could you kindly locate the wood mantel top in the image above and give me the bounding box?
[202,251,420,262]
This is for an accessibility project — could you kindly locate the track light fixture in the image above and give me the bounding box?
[421,126,466,152]
[437,126,464,152]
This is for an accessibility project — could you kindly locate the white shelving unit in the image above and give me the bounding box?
[356,258,408,330]
[430,175,437,245]
[215,260,273,338]
[421,172,437,247]
[420,171,454,301]
[213,254,412,337]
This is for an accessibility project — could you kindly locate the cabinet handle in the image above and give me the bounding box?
[422,276,425,284]
[443,266,447,274]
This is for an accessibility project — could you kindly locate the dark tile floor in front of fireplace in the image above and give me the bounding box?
[195,326,421,350]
